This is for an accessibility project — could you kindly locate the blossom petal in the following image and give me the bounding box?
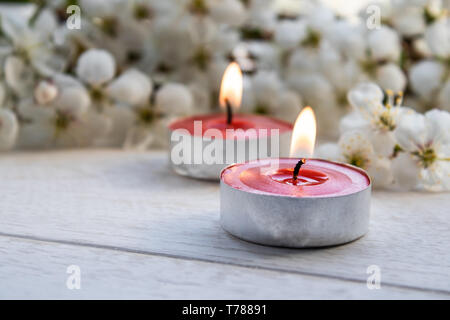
[410,60,445,100]
[155,83,193,116]
[106,69,152,106]
[0,108,18,151]
[394,111,426,151]
[425,18,450,59]
[376,63,407,92]
[367,26,401,61]
[76,49,116,86]
[425,109,450,145]
[391,152,421,191]
[4,56,34,96]
[54,86,91,117]
[347,82,384,111]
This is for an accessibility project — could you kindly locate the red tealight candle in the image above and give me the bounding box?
[222,158,369,198]
[169,62,292,179]
[220,107,372,248]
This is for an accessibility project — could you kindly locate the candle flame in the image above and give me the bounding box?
[289,106,316,158]
[219,62,243,110]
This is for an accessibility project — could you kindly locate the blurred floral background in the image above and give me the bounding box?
[0,0,449,191]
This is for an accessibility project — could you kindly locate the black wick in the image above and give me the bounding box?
[225,98,232,125]
[293,158,306,181]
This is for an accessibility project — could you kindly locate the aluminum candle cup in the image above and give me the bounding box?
[168,114,292,180]
[220,158,371,248]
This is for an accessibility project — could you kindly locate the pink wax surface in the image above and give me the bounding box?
[221,158,371,198]
[168,114,292,139]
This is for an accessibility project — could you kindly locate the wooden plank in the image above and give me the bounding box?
[0,150,449,293]
[0,235,445,299]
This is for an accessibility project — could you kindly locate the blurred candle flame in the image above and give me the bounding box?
[289,106,316,158]
[219,62,243,110]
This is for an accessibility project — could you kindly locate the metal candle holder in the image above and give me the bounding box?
[220,160,371,248]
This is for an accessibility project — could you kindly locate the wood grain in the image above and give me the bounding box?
[0,235,445,299]
[0,150,449,297]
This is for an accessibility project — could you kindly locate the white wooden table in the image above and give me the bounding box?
[0,150,449,299]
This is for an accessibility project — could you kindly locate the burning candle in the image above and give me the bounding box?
[220,107,371,248]
[169,62,293,180]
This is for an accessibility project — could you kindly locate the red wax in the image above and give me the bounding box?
[221,158,370,198]
[169,114,292,139]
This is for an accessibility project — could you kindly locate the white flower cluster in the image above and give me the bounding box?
[317,82,450,191]
[0,0,448,153]
[365,0,450,113]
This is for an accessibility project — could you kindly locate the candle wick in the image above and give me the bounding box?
[225,98,233,125]
[293,158,306,182]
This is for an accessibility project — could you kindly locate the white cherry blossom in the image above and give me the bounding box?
[393,109,450,191]
[0,0,449,178]
[348,82,406,133]
[337,130,394,188]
